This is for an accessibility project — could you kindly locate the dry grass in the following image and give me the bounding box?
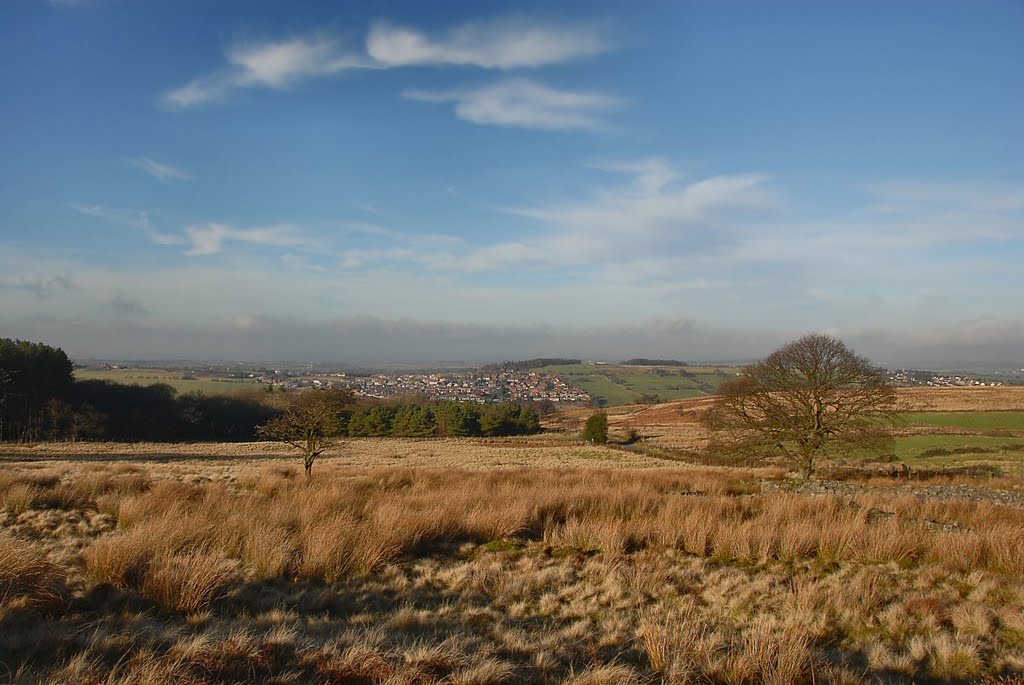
[1,454,1024,683]
[0,436,669,470]
[899,386,1024,412]
[0,533,66,616]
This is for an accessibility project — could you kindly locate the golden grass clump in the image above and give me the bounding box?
[0,532,66,615]
[141,551,236,613]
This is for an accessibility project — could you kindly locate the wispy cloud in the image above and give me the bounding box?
[71,204,318,256]
[126,156,193,182]
[163,17,614,109]
[163,35,371,109]
[366,17,610,69]
[0,274,73,298]
[340,159,777,274]
[71,203,184,246]
[586,158,677,195]
[183,223,318,256]
[404,78,622,130]
[500,161,777,265]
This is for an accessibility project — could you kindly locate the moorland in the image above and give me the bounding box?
[3,387,1024,683]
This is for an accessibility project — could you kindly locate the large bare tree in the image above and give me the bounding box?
[703,334,897,478]
[256,387,353,479]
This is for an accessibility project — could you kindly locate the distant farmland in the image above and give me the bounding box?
[73,367,263,395]
[537,363,737,406]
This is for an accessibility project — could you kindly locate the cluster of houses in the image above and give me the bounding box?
[343,370,591,404]
[888,370,1004,387]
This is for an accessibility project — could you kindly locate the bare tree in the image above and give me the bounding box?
[256,387,353,479]
[703,334,897,478]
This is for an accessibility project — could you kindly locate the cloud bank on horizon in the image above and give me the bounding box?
[1,1,1023,365]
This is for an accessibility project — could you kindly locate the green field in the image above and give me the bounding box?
[894,433,1024,461]
[539,363,735,406]
[73,368,262,395]
[898,411,1024,433]
[891,410,1024,471]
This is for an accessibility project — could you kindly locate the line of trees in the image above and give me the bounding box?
[347,400,541,438]
[258,391,543,478]
[621,358,688,366]
[479,358,580,372]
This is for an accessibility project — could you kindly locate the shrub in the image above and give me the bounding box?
[581,412,608,444]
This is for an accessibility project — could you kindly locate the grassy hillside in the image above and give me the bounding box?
[74,368,262,395]
[539,363,736,406]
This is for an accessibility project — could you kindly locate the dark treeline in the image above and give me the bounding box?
[621,358,688,366]
[61,382,278,442]
[1,339,543,442]
[347,400,541,438]
[479,358,580,372]
[0,339,74,442]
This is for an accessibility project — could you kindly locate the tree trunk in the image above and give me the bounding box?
[304,457,313,481]
[801,449,815,480]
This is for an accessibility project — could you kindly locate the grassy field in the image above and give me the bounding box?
[2,457,1024,684]
[893,434,1024,464]
[539,363,735,406]
[890,409,1024,470]
[4,386,1024,683]
[899,411,1024,433]
[74,367,263,395]
[584,390,1024,474]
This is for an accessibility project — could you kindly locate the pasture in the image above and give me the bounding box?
[538,363,735,406]
[74,367,264,395]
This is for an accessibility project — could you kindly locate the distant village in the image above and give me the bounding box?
[888,369,1005,387]
[260,369,592,404]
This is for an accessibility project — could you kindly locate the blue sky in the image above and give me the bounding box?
[1,0,1022,365]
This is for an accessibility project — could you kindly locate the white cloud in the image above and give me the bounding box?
[366,17,609,69]
[503,162,776,263]
[587,158,677,195]
[404,78,622,130]
[183,223,318,256]
[163,18,614,110]
[126,157,193,182]
[228,37,369,87]
[163,35,371,109]
[71,204,184,246]
[71,204,318,256]
[337,160,777,275]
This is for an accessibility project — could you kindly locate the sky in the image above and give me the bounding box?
[1,0,1022,366]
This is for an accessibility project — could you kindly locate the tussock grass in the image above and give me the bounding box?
[71,466,1024,590]
[3,460,1024,683]
[0,533,66,615]
[141,552,236,613]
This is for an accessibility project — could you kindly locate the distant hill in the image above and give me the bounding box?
[621,358,688,367]
[480,358,581,372]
